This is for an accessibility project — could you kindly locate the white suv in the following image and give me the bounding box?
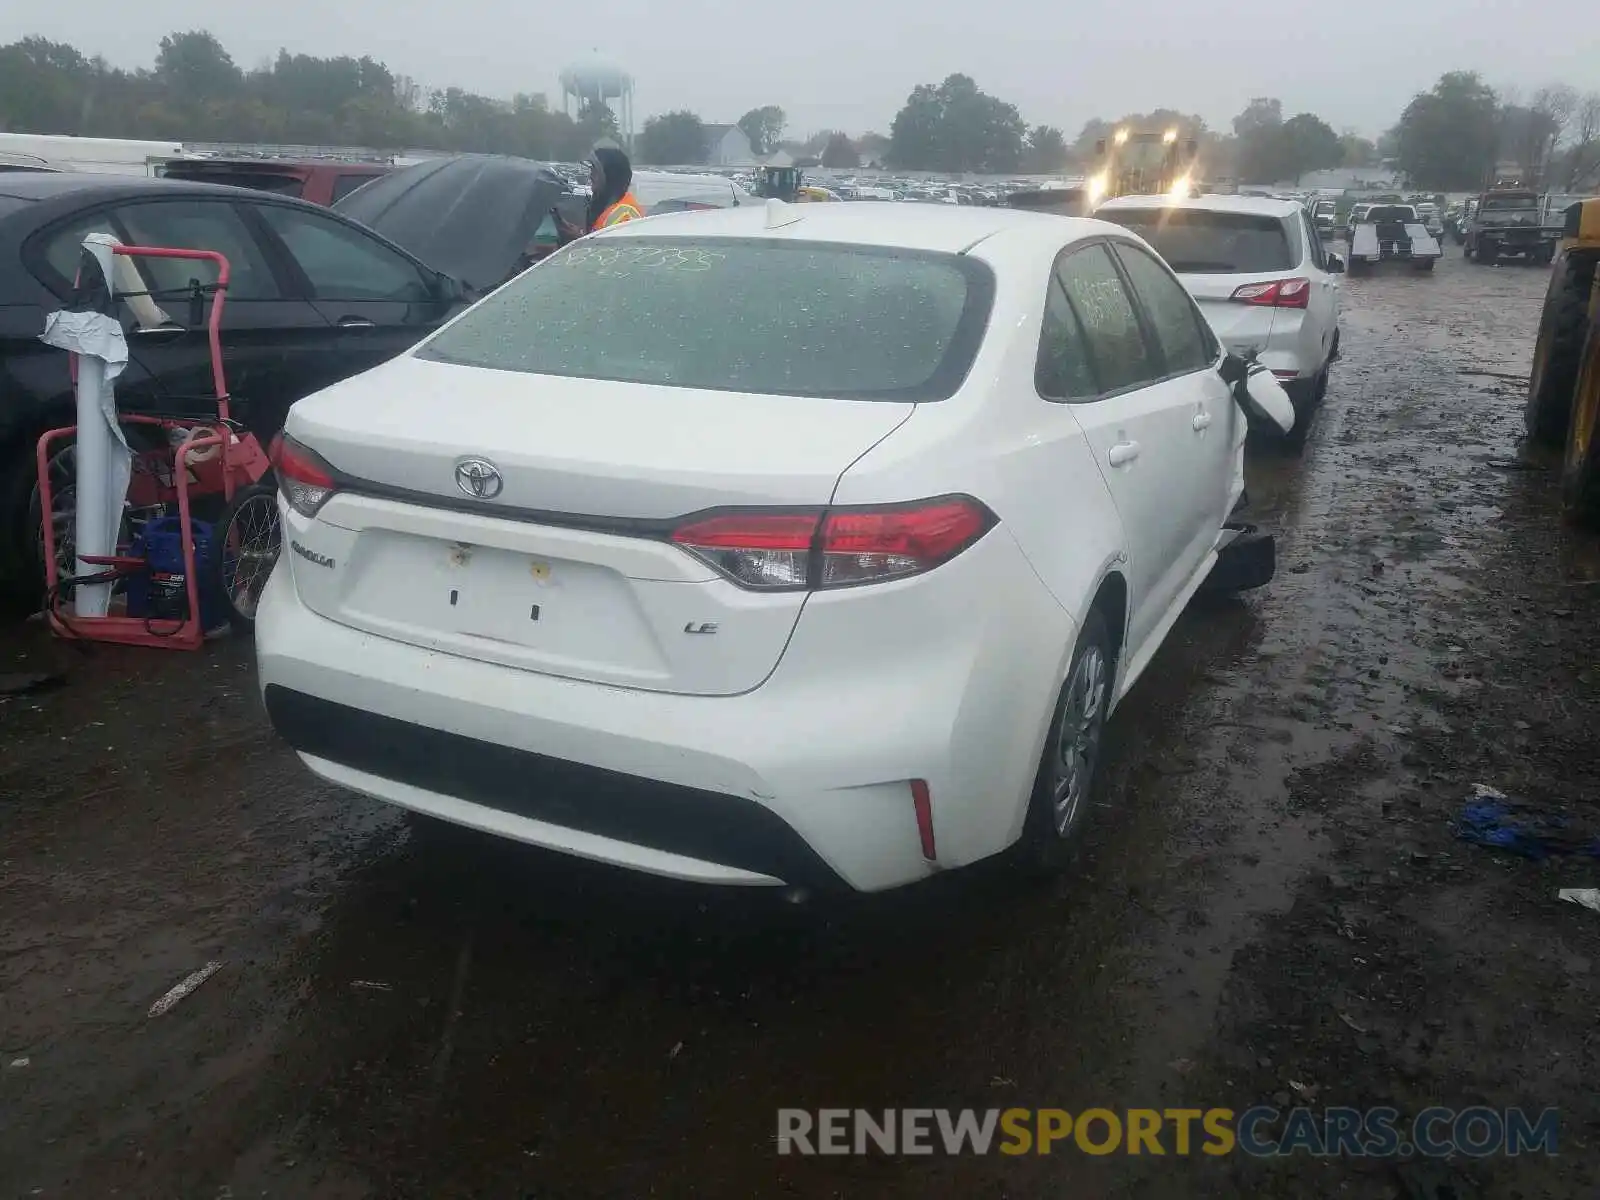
[1097,195,1343,446]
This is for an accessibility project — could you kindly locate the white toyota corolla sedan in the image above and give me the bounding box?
[255,201,1291,893]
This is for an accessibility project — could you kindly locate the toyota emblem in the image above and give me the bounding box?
[454,457,503,500]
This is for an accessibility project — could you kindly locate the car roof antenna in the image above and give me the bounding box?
[765,198,803,230]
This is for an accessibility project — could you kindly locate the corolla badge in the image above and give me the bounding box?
[454,457,503,500]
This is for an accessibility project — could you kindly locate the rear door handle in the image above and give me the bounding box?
[1192,411,1213,431]
[336,317,376,329]
[1107,440,1141,467]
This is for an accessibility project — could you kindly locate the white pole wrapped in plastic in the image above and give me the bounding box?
[38,233,132,618]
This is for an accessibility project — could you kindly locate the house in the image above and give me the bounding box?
[701,124,756,167]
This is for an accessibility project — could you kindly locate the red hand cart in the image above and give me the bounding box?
[35,244,281,650]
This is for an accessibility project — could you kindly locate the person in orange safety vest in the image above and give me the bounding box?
[557,146,644,243]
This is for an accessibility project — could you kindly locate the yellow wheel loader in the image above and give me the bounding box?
[1525,198,1600,525]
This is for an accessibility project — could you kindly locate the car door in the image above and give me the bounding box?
[1109,240,1239,563]
[1052,242,1202,653]
[59,198,326,441]
[250,201,448,398]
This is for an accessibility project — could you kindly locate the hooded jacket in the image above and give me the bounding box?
[584,146,644,232]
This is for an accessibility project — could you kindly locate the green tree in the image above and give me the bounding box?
[1022,124,1067,173]
[155,30,240,107]
[820,131,859,169]
[636,110,707,165]
[1394,71,1500,190]
[1339,130,1378,167]
[1277,113,1341,181]
[737,105,785,155]
[1232,97,1283,139]
[856,131,890,165]
[888,74,1025,173]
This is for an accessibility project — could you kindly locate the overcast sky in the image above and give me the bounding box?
[9,0,1600,140]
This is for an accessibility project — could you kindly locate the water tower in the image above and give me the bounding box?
[559,58,635,150]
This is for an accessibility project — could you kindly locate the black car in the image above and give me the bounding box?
[0,157,567,610]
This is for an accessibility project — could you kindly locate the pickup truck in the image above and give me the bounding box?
[1463,188,1560,265]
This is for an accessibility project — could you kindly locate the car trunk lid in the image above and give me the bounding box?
[282,355,914,695]
[1179,272,1283,357]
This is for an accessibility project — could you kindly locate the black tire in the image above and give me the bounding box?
[1526,250,1599,448]
[1413,257,1435,272]
[0,434,49,617]
[1560,313,1600,527]
[1013,609,1114,874]
[2,429,88,618]
[1480,244,1498,266]
[207,480,281,633]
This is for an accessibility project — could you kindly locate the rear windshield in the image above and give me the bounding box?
[417,238,993,401]
[163,167,305,197]
[1096,209,1294,274]
[1481,194,1538,211]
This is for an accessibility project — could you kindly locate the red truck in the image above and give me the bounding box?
[159,159,393,206]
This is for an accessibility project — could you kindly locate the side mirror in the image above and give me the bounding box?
[1326,252,1346,273]
[1225,357,1296,434]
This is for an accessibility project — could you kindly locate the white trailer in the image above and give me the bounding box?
[0,133,185,177]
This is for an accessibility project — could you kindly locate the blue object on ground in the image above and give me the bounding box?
[1454,785,1600,860]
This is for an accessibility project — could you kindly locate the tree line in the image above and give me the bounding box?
[3,33,1597,189]
[885,73,1598,189]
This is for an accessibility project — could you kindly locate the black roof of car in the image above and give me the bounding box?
[0,171,272,205]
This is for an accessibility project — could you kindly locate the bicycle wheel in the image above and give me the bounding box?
[209,481,281,633]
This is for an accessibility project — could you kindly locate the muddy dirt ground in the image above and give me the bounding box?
[2,245,1598,1199]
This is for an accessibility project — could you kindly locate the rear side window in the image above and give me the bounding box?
[1099,208,1294,274]
[1054,244,1158,394]
[39,210,119,287]
[418,238,993,402]
[1110,243,1213,375]
[1035,272,1097,400]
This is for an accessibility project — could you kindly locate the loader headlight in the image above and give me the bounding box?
[1087,173,1108,205]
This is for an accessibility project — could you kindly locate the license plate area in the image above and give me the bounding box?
[442,542,559,646]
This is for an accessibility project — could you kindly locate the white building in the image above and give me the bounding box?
[701,124,756,167]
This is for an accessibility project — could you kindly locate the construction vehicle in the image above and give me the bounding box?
[1523,198,1600,524]
[756,164,802,201]
[1087,127,1199,205]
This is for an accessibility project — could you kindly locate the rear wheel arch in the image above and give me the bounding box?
[1089,569,1129,683]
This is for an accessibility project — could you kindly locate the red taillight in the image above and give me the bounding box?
[270,433,338,518]
[669,496,995,591]
[1229,277,1310,309]
[910,779,936,861]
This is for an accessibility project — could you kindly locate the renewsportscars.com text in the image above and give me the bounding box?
[776,1107,1559,1158]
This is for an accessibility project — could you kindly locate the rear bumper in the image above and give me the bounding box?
[254,527,1076,892]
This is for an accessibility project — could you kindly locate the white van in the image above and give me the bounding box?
[0,133,184,177]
